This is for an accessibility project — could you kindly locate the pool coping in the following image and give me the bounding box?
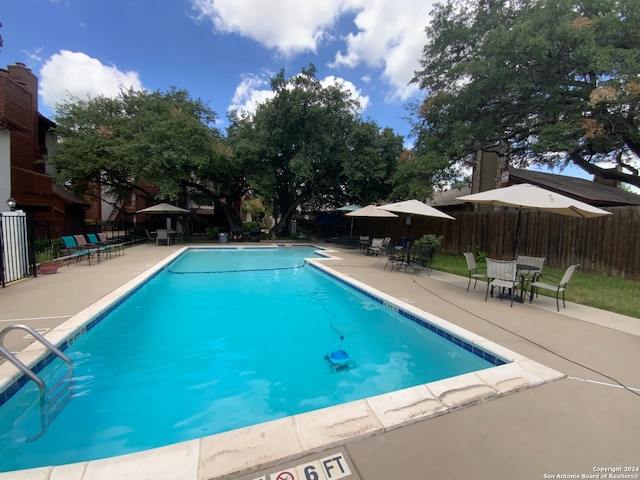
[0,246,565,480]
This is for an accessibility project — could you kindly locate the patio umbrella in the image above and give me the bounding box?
[344,205,399,218]
[336,204,362,236]
[336,204,362,212]
[136,203,190,230]
[136,203,190,214]
[378,199,455,247]
[456,183,612,258]
[378,199,455,220]
[345,205,398,237]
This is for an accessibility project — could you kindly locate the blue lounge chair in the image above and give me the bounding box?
[60,236,94,265]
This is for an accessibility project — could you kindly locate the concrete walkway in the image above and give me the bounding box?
[0,243,638,480]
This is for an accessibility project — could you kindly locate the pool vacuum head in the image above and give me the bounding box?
[327,349,350,366]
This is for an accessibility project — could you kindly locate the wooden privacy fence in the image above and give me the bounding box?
[344,206,640,280]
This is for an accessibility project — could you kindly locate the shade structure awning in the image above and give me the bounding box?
[378,199,455,220]
[456,184,611,218]
[136,203,190,214]
[345,205,399,218]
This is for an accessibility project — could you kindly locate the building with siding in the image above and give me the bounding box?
[0,62,89,231]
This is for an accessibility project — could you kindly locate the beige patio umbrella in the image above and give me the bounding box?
[378,199,455,220]
[136,203,190,230]
[136,203,190,214]
[378,199,455,247]
[344,205,399,218]
[456,183,612,258]
[345,205,398,237]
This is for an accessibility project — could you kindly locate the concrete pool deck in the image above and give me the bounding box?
[0,243,639,479]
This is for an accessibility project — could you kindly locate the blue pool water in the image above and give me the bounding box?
[0,247,497,472]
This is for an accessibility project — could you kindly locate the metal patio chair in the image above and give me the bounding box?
[529,264,580,311]
[463,252,487,291]
[485,258,518,307]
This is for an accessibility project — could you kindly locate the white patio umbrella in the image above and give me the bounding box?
[378,199,455,220]
[456,183,612,258]
[378,199,455,247]
[136,203,190,214]
[345,205,398,237]
[344,205,399,218]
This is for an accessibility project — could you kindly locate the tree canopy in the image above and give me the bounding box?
[412,0,640,188]
[228,65,403,234]
[52,87,245,226]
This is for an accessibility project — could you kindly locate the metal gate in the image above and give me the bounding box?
[0,211,31,287]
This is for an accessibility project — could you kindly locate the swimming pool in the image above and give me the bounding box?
[0,246,562,477]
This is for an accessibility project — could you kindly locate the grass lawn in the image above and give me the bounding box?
[431,253,640,319]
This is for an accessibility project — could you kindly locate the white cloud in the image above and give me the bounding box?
[228,72,369,119]
[191,0,343,56]
[320,75,370,111]
[331,0,435,101]
[228,73,275,117]
[39,50,143,110]
[190,0,434,102]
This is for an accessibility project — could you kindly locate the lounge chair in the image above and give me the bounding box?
[485,259,518,307]
[463,252,487,291]
[86,233,114,260]
[60,236,94,265]
[529,264,580,311]
[74,235,103,263]
[97,232,125,256]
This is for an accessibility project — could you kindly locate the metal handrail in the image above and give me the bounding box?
[0,324,72,365]
[0,344,46,393]
[0,324,74,441]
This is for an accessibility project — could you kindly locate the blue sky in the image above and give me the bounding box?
[1,0,432,143]
[2,0,600,183]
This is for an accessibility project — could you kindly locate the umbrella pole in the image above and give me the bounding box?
[512,209,522,260]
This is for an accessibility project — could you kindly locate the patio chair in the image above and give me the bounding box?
[60,236,94,265]
[384,244,404,271]
[359,236,370,253]
[74,235,104,263]
[86,233,113,260]
[463,252,487,291]
[145,229,157,243]
[97,232,125,256]
[367,237,385,256]
[529,264,580,311]
[485,259,518,307]
[156,229,169,246]
[516,255,545,277]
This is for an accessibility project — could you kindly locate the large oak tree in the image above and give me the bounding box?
[228,65,403,235]
[412,0,640,188]
[52,87,245,227]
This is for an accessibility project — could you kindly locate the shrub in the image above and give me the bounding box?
[413,234,443,253]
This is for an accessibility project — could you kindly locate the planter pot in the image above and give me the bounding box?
[39,262,60,274]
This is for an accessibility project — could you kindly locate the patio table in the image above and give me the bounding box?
[516,264,541,302]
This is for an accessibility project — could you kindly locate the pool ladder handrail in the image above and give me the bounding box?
[0,324,74,441]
